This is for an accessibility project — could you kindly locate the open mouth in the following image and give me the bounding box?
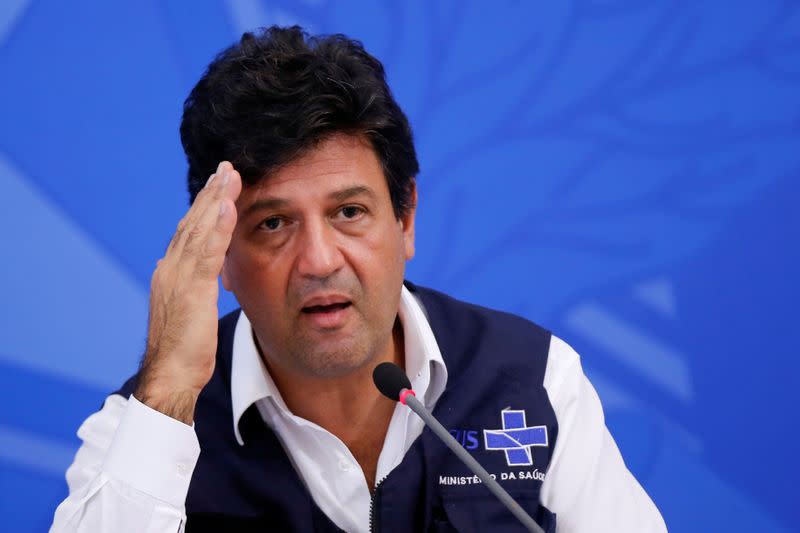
[301,301,352,314]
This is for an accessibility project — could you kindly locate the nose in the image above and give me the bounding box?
[295,217,346,280]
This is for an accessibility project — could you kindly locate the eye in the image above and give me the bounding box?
[337,205,366,220]
[259,216,285,231]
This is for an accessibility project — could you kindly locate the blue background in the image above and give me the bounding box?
[1,1,798,531]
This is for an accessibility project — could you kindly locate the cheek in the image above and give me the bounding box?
[226,243,289,301]
[351,223,407,284]
[228,249,295,336]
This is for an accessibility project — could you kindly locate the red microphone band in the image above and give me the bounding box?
[399,388,416,405]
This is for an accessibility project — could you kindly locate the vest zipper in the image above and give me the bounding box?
[369,476,387,532]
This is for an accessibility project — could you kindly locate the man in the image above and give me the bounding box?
[51,26,666,532]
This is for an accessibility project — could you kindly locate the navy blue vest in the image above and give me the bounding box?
[115,282,558,532]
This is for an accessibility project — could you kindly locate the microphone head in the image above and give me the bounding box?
[373,362,412,401]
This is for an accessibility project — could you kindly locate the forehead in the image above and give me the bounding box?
[237,134,388,211]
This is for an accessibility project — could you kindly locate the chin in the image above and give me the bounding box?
[292,338,377,379]
[315,349,377,378]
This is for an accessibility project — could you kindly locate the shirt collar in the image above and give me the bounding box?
[231,284,448,445]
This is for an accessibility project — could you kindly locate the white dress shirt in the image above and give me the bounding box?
[50,285,666,532]
[229,285,447,532]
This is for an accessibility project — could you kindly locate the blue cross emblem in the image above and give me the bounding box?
[483,409,548,466]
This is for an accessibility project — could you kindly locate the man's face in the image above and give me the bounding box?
[222,134,416,378]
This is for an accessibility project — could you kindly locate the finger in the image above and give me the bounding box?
[180,162,237,257]
[178,165,241,280]
[165,170,219,256]
[194,197,238,280]
[221,164,243,205]
[182,162,242,257]
[168,161,228,253]
[168,161,232,258]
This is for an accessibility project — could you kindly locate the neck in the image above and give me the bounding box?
[258,320,405,489]
[259,319,405,443]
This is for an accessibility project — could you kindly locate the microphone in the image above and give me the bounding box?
[372,360,413,401]
[372,362,545,533]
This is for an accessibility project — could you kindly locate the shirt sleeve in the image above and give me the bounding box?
[539,335,667,533]
[50,394,201,533]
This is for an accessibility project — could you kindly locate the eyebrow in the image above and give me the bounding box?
[240,185,377,219]
[240,197,289,220]
[330,185,377,203]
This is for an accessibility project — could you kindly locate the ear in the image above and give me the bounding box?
[400,181,417,260]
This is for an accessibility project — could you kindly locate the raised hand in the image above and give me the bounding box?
[134,162,242,424]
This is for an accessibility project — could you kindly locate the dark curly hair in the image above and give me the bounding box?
[180,25,419,219]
